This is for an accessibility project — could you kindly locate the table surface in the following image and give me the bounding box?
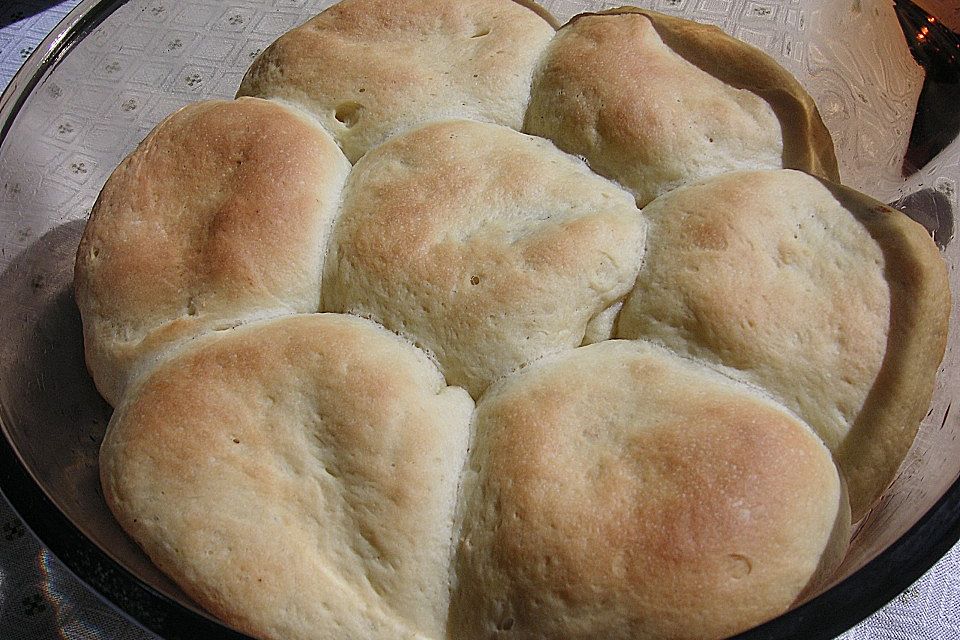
[0,1,959,639]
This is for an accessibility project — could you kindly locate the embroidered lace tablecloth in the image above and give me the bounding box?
[0,1,958,639]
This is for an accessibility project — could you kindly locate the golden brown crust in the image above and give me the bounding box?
[602,8,839,182]
[74,98,350,406]
[616,169,949,520]
[237,0,556,162]
[100,314,474,640]
[321,119,646,398]
[825,182,951,519]
[524,10,838,206]
[74,3,950,637]
[451,340,848,640]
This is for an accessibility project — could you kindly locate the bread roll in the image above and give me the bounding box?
[238,0,556,163]
[451,339,850,640]
[524,9,838,206]
[74,98,350,406]
[100,313,474,640]
[322,119,646,397]
[616,169,950,519]
[70,2,951,638]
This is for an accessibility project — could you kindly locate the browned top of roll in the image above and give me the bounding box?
[100,314,474,640]
[617,169,949,520]
[451,340,849,640]
[238,0,556,162]
[524,9,838,206]
[74,98,350,406]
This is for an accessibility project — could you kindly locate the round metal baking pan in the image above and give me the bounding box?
[0,0,958,638]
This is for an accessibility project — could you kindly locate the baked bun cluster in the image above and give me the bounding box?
[75,1,950,639]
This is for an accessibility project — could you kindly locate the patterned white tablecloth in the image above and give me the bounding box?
[0,1,957,639]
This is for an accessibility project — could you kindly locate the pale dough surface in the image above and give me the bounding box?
[238,0,556,162]
[617,169,950,519]
[323,119,646,398]
[100,314,474,640]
